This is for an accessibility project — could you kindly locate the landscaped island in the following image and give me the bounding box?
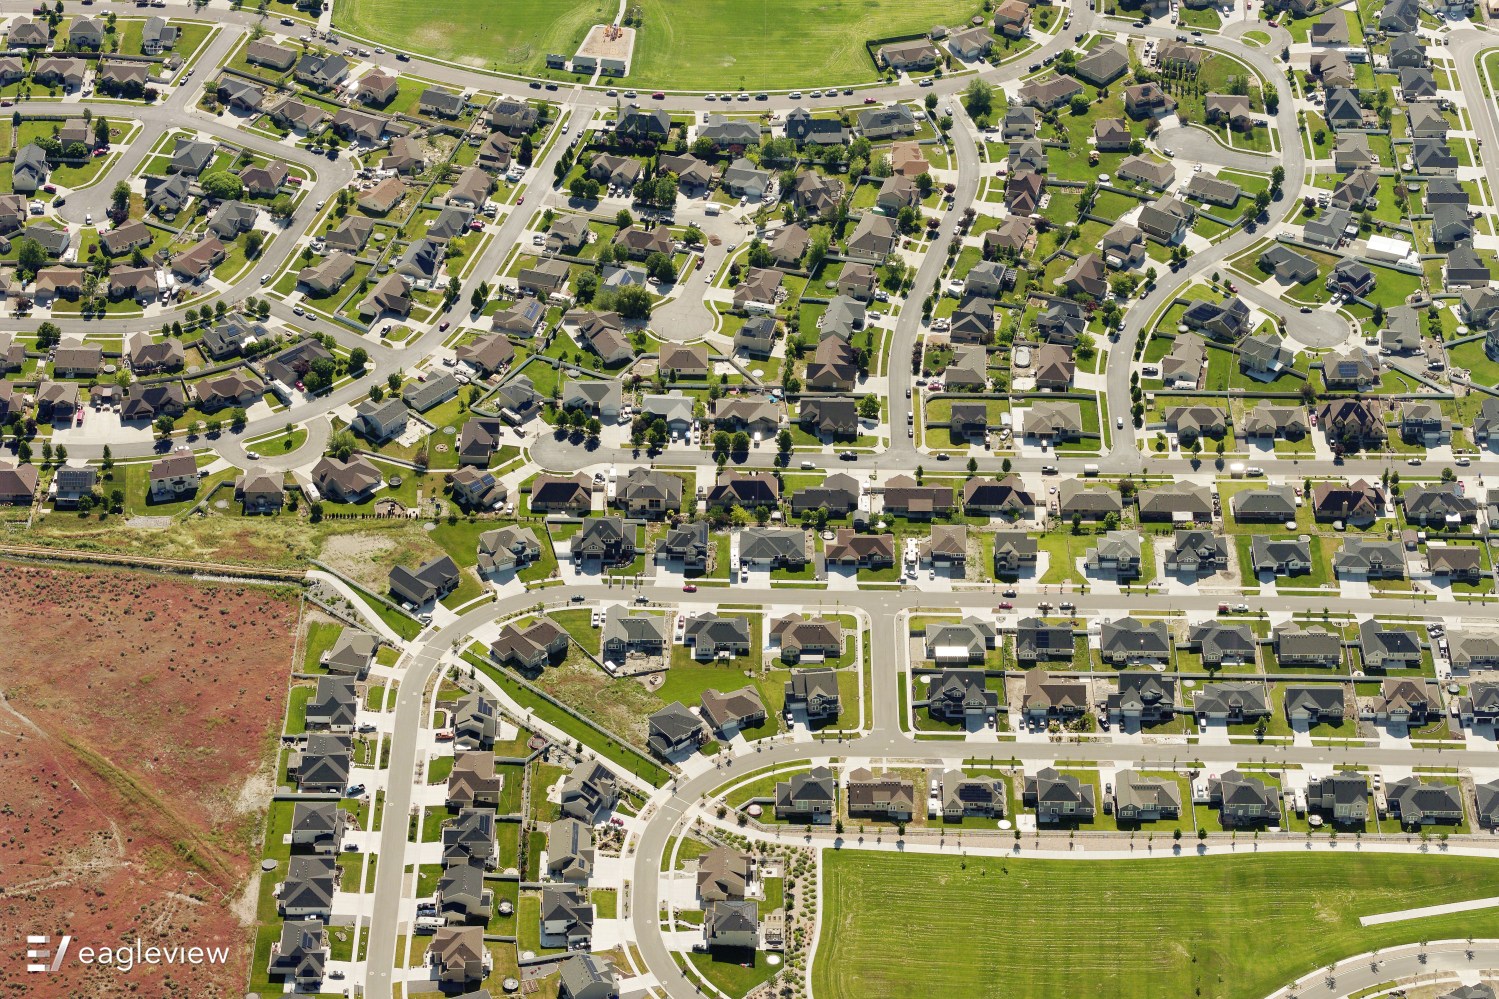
[814,851,1499,999]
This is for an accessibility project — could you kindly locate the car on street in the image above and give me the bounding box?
[997,601,1013,610]
[682,584,697,592]
[838,450,857,460]
[439,321,450,331]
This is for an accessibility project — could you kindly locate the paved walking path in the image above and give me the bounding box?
[1361,896,1499,927]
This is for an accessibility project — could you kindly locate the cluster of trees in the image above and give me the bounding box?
[554,405,602,440]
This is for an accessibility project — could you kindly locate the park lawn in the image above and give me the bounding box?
[338,0,601,76]
[348,0,967,89]
[813,852,1499,999]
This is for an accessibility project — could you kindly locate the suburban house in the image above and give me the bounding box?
[1024,767,1096,823]
[774,766,836,823]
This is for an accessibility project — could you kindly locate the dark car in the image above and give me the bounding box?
[838,450,857,460]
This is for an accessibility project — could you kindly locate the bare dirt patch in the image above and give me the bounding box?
[0,562,299,998]
[319,526,444,592]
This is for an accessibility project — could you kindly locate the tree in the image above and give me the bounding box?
[199,171,243,200]
[229,407,248,431]
[347,347,369,374]
[615,208,634,229]
[777,429,792,455]
[153,415,174,439]
[16,237,46,279]
[963,78,994,120]
[574,270,599,304]
[35,321,62,349]
[644,250,675,284]
[244,229,266,258]
[1069,93,1091,116]
[327,429,358,461]
[471,286,487,312]
[101,445,114,475]
[1254,189,1271,216]
[925,92,938,112]
[612,285,652,320]
[858,395,880,420]
[731,430,750,454]
[109,179,130,220]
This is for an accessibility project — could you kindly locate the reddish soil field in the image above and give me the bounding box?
[0,562,299,997]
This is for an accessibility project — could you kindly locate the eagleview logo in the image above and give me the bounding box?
[24,934,229,974]
[26,935,70,974]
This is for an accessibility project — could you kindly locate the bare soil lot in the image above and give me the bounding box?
[0,562,299,998]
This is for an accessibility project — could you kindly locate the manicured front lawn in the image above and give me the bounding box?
[814,852,1499,999]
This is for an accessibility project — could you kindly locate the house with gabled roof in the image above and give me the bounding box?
[1024,767,1095,822]
[1209,771,1278,826]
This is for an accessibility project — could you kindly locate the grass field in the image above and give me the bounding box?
[813,851,1499,999]
[336,0,967,89]
[339,0,606,74]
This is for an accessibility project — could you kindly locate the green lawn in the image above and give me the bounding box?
[814,852,1499,999]
[338,0,965,89]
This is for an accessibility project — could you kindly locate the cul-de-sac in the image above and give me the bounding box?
[16,0,1499,997]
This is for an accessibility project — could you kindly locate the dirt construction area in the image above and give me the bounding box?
[0,562,299,997]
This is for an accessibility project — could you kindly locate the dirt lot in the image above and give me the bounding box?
[320,527,448,593]
[0,562,299,997]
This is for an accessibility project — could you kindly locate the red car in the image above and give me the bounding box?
[439,321,450,331]
[863,97,877,104]
[652,92,665,99]
[682,584,697,592]
[997,601,1012,610]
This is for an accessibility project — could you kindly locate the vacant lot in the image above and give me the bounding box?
[814,851,1499,999]
[337,0,964,88]
[0,563,299,998]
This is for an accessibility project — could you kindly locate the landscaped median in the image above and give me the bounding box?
[813,850,1499,999]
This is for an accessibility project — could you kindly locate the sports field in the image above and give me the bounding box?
[336,0,966,88]
[814,851,1499,999]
